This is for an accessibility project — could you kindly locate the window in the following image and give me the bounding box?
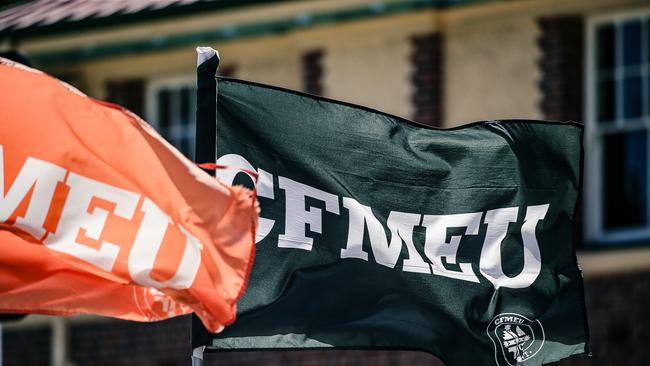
[146,76,197,160]
[105,78,145,118]
[586,11,650,243]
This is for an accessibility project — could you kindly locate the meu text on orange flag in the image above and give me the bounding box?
[0,58,257,332]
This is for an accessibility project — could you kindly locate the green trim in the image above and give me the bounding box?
[28,0,487,64]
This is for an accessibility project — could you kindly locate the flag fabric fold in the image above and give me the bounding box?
[192,49,588,366]
[0,58,257,333]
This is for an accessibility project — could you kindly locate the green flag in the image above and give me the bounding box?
[192,51,589,366]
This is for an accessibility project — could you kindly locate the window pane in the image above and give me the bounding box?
[647,19,650,63]
[157,90,170,132]
[169,89,181,126]
[623,76,642,119]
[644,18,650,115]
[622,20,642,66]
[596,23,616,70]
[597,78,616,122]
[190,87,197,124]
[155,84,196,159]
[180,87,191,125]
[180,137,190,157]
[603,131,648,229]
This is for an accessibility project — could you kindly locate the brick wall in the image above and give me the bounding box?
[537,15,584,123]
[2,326,51,365]
[558,270,650,365]
[410,33,443,127]
[69,317,189,366]
[302,49,325,96]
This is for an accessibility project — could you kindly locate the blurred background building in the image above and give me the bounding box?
[0,0,649,365]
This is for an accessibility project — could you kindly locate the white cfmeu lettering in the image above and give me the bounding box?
[421,212,482,282]
[341,197,430,273]
[278,176,339,251]
[129,198,202,289]
[0,144,203,289]
[216,153,275,243]
[216,153,551,289]
[480,205,548,289]
[44,172,140,272]
[0,145,66,239]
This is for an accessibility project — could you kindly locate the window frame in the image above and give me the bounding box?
[585,8,650,244]
[145,74,197,159]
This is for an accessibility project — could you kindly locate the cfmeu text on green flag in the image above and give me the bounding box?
[192,48,589,366]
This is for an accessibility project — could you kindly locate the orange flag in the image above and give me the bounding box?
[0,58,257,332]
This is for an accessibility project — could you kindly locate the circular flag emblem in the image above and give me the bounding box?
[133,287,192,321]
[487,313,545,366]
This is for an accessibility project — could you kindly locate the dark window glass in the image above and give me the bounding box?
[596,24,616,70]
[170,89,180,125]
[180,137,190,157]
[597,78,616,122]
[647,19,650,63]
[645,74,650,113]
[623,76,642,119]
[647,19,650,115]
[157,90,170,133]
[180,87,191,126]
[622,20,642,66]
[603,131,648,229]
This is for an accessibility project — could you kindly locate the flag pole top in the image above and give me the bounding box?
[196,47,219,67]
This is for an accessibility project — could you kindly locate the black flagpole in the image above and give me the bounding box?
[192,46,220,366]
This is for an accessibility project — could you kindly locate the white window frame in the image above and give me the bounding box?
[585,8,650,244]
[145,75,197,159]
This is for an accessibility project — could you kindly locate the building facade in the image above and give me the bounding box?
[1,0,649,365]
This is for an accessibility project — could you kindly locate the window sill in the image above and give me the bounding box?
[577,244,650,278]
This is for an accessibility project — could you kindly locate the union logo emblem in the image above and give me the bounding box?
[487,313,545,366]
[133,287,192,321]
